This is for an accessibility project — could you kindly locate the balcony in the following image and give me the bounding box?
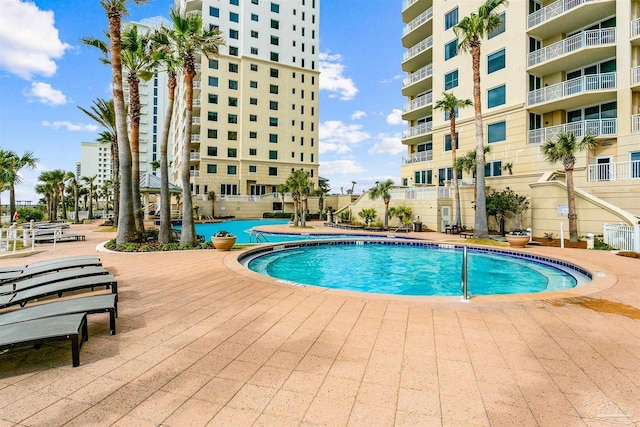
[527,29,615,75]
[190,170,200,178]
[193,80,201,90]
[190,153,200,161]
[191,134,201,142]
[633,114,640,134]
[402,0,432,23]
[402,91,432,121]
[632,66,640,90]
[192,117,201,125]
[402,36,433,73]
[632,18,640,45]
[588,160,640,182]
[402,64,433,96]
[402,150,433,165]
[527,72,616,114]
[402,8,433,48]
[192,99,201,107]
[527,119,617,144]
[527,0,615,39]
[402,121,433,143]
[185,0,202,12]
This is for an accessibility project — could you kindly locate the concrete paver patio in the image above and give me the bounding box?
[0,222,638,426]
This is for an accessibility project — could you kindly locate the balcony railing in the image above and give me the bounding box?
[403,8,433,35]
[527,73,616,106]
[632,66,640,86]
[588,160,640,182]
[190,153,200,160]
[192,99,201,106]
[632,18,640,38]
[403,64,433,87]
[189,170,200,178]
[402,0,418,12]
[527,119,617,144]
[402,150,433,165]
[527,0,597,29]
[402,36,433,62]
[191,134,200,142]
[403,91,432,113]
[193,80,201,89]
[402,121,433,139]
[633,114,640,133]
[527,28,615,68]
[192,117,201,125]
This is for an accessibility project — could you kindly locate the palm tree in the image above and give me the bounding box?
[65,172,80,224]
[101,179,113,213]
[276,183,288,213]
[435,92,472,228]
[78,99,120,225]
[207,191,216,219]
[0,150,16,216]
[35,183,53,219]
[285,170,310,227]
[82,175,98,219]
[97,0,148,243]
[1,150,38,219]
[454,0,508,238]
[369,179,394,230]
[389,205,413,226]
[313,180,330,218]
[38,170,65,220]
[455,145,491,204]
[167,8,224,245]
[542,132,597,243]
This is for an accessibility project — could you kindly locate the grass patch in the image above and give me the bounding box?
[94,227,117,233]
[453,238,509,247]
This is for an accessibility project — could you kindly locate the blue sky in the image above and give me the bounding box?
[0,0,406,203]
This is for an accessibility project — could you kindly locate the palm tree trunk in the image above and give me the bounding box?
[159,74,176,244]
[566,168,579,243]
[111,138,119,226]
[471,44,489,238]
[384,200,390,230]
[129,75,145,235]
[73,185,79,224]
[292,197,299,226]
[107,9,136,243]
[88,186,94,219]
[301,197,307,227]
[9,185,16,221]
[180,71,196,245]
[450,116,461,227]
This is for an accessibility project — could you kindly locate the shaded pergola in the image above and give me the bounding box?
[139,173,182,220]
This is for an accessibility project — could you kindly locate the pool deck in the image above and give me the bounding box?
[0,221,638,426]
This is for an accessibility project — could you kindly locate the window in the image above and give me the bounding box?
[229,63,238,73]
[207,146,218,156]
[230,12,239,22]
[250,97,258,105]
[228,114,237,123]
[485,160,502,177]
[271,36,279,45]
[270,101,278,110]
[487,121,506,143]
[227,165,237,175]
[250,47,258,55]
[207,164,217,174]
[210,7,219,17]
[271,19,279,29]
[300,153,304,161]
[249,165,257,173]
[229,46,238,56]
[207,129,217,139]
[229,29,238,39]
[269,133,278,143]
[228,131,237,141]
[271,3,279,13]
[249,131,257,138]
[250,63,258,71]
[444,133,459,151]
[228,148,237,157]
[228,97,238,107]
[250,81,258,88]
[209,59,218,69]
[208,112,218,121]
[270,84,279,94]
[445,39,458,60]
[487,85,506,108]
[269,150,278,159]
[487,49,505,74]
[208,77,218,87]
[229,80,238,90]
[444,70,458,90]
[230,0,239,5]
[489,12,506,39]
[268,167,278,176]
[249,148,257,156]
[208,94,218,104]
[270,68,279,78]
[251,14,258,22]
[251,0,258,4]
[269,117,278,126]
[445,7,458,30]
[415,170,433,185]
[251,30,259,38]
[270,52,279,62]
[249,114,257,122]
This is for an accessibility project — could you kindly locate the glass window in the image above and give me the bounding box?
[445,39,458,60]
[228,80,238,90]
[271,3,279,13]
[249,114,257,122]
[228,131,237,140]
[485,161,502,177]
[229,46,238,56]
[269,167,278,176]
[487,121,506,143]
[228,97,238,107]
[250,148,257,155]
[250,47,258,55]
[251,30,259,38]
[229,29,238,39]
[250,97,258,105]
[210,7,219,17]
[207,146,217,156]
[271,19,279,29]
[207,129,217,139]
[230,12,239,22]
[229,63,238,73]
[209,59,218,69]
[269,150,278,159]
[228,114,237,123]
[230,0,238,5]
[250,81,258,88]
[251,14,258,21]
[270,68,279,78]
[249,165,257,173]
[228,148,237,158]
[444,70,458,90]
[270,52,279,61]
[487,49,505,74]
[445,7,458,30]
[270,101,278,110]
[207,164,217,174]
[269,117,278,126]
[207,112,218,121]
[208,77,218,87]
[270,84,278,94]
[271,36,279,45]
[488,12,506,39]
[250,131,257,138]
[487,85,506,108]
[227,165,237,175]
[269,133,278,143]
[208,94,218,104]
[444,133,459,151]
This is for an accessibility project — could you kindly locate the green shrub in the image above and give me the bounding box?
[594,236,613,250]
[17,207,45,223]
[138,245,153,252]
[263,212,294,219]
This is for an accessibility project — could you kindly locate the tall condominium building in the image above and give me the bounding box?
[173,0,320,200]
[79,141,112,185]
[400,0,640,227]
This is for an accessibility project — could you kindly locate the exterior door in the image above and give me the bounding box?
[595,156,612,181]
[631,152,640,178]
[440,206,451,232]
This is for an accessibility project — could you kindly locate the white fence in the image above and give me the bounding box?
[390,186,450,201]
[603,224,640,252]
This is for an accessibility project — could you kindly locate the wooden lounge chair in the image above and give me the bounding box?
[0,266,110,295]
[0,294,118,335]
[0,313,88,367]
[0,256,102,284]
[0,274,117,309]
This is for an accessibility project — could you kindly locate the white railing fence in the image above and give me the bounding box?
[403,150,433,165]
[528,28,615,68]
[389,186,450,201]
[632,18,640,38]
[632,114,640,134]
[587,160,640,182]
[403,7,433,35]
[527,0,596,29]
[527,72,616,106]
[403,64,433,87]
[403,36,433,62]
[402,121,433,139]
[527,119,617,144]
[603,224,640,252]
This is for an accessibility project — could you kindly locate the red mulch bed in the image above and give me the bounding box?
[532,237,586,249]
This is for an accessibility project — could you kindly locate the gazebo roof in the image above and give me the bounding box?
[139,173,182,194]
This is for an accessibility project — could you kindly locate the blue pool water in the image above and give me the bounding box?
[243,241,590,296]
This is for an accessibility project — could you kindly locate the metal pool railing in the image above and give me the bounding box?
[461,245,469,300]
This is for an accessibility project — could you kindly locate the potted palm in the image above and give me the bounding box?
[212,230,236,251]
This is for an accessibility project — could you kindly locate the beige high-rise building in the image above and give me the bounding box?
[400,0,640,233]
[173,0,320,203]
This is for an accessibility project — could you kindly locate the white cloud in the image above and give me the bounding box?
[24,81,67,105]
[320,159,366,175]
[369,134,404,155]
[319,51,358,101]
[136,16,172,29]
[319,120,370,154]
[351,110,366,120]
[0,0,70,79]
[386,109,404,125]
[380,74,404,84]
[42,121,98,132]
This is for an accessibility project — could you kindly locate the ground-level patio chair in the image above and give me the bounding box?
[0,256,102,284]
[0,266,111,295]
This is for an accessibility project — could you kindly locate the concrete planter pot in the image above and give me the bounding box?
[211,236,236,251]
[505,234,529,248]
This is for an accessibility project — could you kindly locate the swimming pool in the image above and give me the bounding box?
[240,240,592,297]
